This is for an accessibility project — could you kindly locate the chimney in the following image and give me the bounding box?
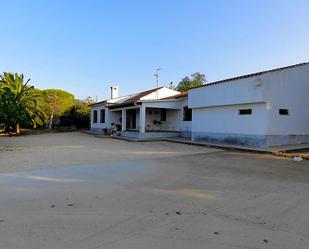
[110,85,119,99]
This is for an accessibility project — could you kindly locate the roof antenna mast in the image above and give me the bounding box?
[154,68,161,88]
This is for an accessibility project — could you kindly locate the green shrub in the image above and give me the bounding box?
[59,102,90,129]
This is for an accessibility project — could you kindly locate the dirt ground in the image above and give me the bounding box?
[0,132,308,249]
[276,148,309,160]
[0,132,219,173]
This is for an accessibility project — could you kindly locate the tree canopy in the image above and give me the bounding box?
[42,89,75,128]
[59,102,91,129]
[83,96,96,105]
[0,72,89,134]
[0,73,47,133]
[176,72,206,92]
[0,88,29,132]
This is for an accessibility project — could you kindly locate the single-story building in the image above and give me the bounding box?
[90,62,309,147]
[189,62,309,147]
[90,86,192,138]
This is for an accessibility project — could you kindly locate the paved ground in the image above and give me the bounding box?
[0,132,308,249]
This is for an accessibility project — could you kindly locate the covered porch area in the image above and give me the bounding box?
[110,101,183,139]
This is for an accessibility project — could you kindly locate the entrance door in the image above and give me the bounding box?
[126,109,137,130]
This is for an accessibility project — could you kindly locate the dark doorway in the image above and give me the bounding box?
[126,109,137,130]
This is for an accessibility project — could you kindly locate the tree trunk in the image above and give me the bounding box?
[48,112,54,129]
[15,123,20,134]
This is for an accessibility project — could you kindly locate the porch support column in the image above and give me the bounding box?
[139,105,146,135]
[121,109,126,131]
[105,109,110,128]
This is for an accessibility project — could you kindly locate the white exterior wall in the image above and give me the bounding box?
[143,98,192,137]
[192,103,268,135]
[145,108,162,130]
[262,65,309,135]
[109,110,122,126]
[189,78,264,108]
[191,103,269,146]
[189,63,309,146]
[140,88,180,100]
[144,109,186,131]
[165,98,191,137]
[189,75,268,145]
[90,87,180,134]
[90,105,109,132]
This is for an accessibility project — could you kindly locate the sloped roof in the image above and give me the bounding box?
[89,100,107,107]
[161,91,188,100]
[91,87,164,109]
[120,87,164,103]
[190,62,309,90]
[109,87,165,109]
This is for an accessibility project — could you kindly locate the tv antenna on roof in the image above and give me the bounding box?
[154,68,161,88]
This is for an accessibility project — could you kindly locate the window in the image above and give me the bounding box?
[183,106,192,121]
[239,109,252,115]
[160,109,166,121]
[93,110,97,123]
[100,109,105,123]
[279,109,289,115]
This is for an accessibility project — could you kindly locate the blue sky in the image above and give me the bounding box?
[1,0,309,100]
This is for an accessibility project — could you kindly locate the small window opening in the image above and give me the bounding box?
[183,106,192,121]
[239,109,252,115]
[100,109,105,123]
[93,110,98,123]
[279,109,289,115]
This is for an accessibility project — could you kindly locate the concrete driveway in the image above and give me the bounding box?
[0,133,308,248]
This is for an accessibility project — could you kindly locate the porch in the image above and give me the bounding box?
[109,101,183,139]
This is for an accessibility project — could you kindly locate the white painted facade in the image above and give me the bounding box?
[90,106,109,131]
[90,87,191,138]
[189,63,309,146]
[90,63,308,147]
[140,98,191,137]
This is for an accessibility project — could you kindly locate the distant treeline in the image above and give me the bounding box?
[0,72,95,134]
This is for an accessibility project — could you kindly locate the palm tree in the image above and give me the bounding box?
[0,73,46,133]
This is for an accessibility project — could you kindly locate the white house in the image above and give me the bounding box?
[189,62,309,147]
[90,62,309,147]
[90,86,192,138]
